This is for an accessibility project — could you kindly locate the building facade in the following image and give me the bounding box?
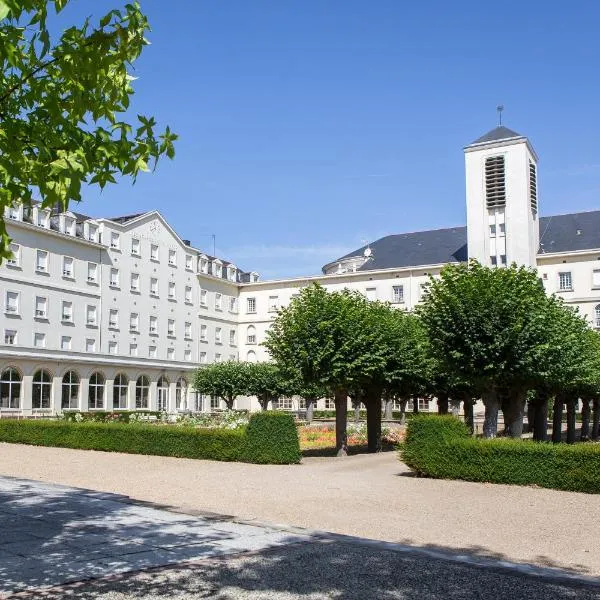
[2,125,600,415]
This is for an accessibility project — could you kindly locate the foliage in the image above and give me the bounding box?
[61,410,162,423]
[175,410,249,430]
[243,412,301,464]
[0,0,177,259]
[401,416,600,494]
[244,362,293,408]
[193,361,250,408]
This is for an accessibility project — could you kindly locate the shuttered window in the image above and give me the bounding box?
[485,156,506,209]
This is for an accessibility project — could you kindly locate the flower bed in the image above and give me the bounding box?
[299,424,405,450]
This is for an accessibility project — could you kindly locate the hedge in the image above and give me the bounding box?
[401,415,600,494]
[311,410,432,420]
[0,412,301,465]
[61,411,162,423]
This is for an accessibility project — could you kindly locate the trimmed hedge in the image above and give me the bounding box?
[62,411,162,423]
[0,412,301,465]
[401,415,600,494]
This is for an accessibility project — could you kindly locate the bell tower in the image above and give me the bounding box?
[464,123,539,268]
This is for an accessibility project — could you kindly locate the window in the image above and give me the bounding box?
[7,243,20,267]
[489,224,496,236]
[229,297,237,313]
[157,376,169,411]
[200,352,207,363]
[491,256,498,266]
[87,224,98,242]
[246,297,256,314]
[215,327,222,344]
[167,347,175,360]
[34,332,46,348]
[85,338,95,353]
[365,287,377,301]
[168,318,175,336]
[595,305,600,329]
[130,342,138,356]
[110,232,120,249]
[62,301,73,323]
[228,266,237,282]
[135,375,149,409]
[168,249,176,266]
[246,350,257,362]
[150,278,159,296]
[62,256,74,278]
[274,397,293,410]
[113,374,128,409]
[499,223,506,234]
[185,286,192,303]
[130,313,139,331]
[32,370,52,409]
[87,262,98,283]
[108,341,118,354]
[150,244,159,261]
[185,255,193,271]
[200,290,207,306]
[184,349,192,361]
[485,155,506,209]
[176,378,187,410]
[149,315,158,334]
[36,209,48,228]
[168,281,176,298]
[200,258,208,274]
[214,262,222,277]
[247,325,256,345]
[185,322,192,339]
[529,160,538,212]
[110,268,119,287]
[108,308,119,328]
[130,272,140,292]
[324,398,335,410]
[1,368,21,409]
[210,395,221,411]
[61,336,71,350]
[34,296,47,318]
[407,398,431,412]
[593,270,600,289]
[392,285,404,303]
[215,293,222,310]
[268,296,279,312]
[86,305,97,326]
[88,372,105,409]
[418,283,428,300]
[4,330,17,345]
[64,217,75,235]
[215,353,222,363]
[36,250,48,272]
[61,371,79,409]
[229,329,236,345]
[500,254,507,266]
[559,272,572,291]
[131,238,140,256]
[200,324,207,341]
[5,291,19,315]
[229,354,237,361]
[8,206,19,220]
[149,345,157,358]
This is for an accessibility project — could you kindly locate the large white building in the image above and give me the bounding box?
[2,125,600,415]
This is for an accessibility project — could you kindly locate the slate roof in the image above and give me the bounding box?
[325,211,600,273]
[470,126,523,145]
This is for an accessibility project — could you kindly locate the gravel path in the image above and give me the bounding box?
[1,443,599,576]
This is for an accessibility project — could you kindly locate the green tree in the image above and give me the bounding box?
[244,362,292,411]
[0,0,177,259]
[193,362,249,410]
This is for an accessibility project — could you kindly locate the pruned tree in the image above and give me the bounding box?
[193,361,248,410]
[244,362,292,411]
[0,0,177,259]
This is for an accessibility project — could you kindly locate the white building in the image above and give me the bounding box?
[2,125,600,415]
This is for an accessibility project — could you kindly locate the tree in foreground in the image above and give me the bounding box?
[193,362,248,410]
[0,0,177,259]
[244,362,292,411]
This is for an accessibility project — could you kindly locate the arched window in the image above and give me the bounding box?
[246,325,256,344]
[595,304,600,329]
[246,350,257,363]
[136,375,149,409]
[88,372,105,409]
[32,369,52,410]
[113,374,128,410]
[176,377,187,410]
[61,371,79,410]
[157,376,170,412]
[1,368,21,409]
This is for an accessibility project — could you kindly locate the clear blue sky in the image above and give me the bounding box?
[65,1,600,279]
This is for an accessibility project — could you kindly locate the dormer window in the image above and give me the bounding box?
[214,261,222,278]
[7,206,20,221]
[86,223,98,242]
[63,216,75,235]
[485,156,506,209]
[36,209,49,228]
[110,232,120,250]
[228,266,237,281]
[200,258,208,274]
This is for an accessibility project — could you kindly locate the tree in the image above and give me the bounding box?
[0,1,177,259]
[193,362,248,410]
[244,362,292,411]
[293,380,330,424]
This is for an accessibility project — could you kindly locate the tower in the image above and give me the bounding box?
[464,125,539,268]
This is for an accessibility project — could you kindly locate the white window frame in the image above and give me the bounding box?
[149,315,158,334]
[215,293,222,310]
[34,296,48,319]
[185,286,192,303]
[168,281,176,298]
[5,291,19,315]
[109,268,120,288]
[4,329,17,345]
[62,256,74,279]
[246,297,256,314]
[86,338,96,353]
[131,237,141,256]
[184,349,192,361]
[268,296,279,312]
[168,249,177,266]
[7,243,20,267]
[168,318,175,336]
[150,244,159,261]
[215,327,222,344]
[33,332,46,348]
[558,271,572,292]
[130,272,140,292]
[200,324,207,341]
[229,329,236,346]
[61,335,72,350]
[61,301,73,323]
[86,305,97,326]
[109,308,119,329]
[150,278,159,297]
[392,285,404,304]
[167,347,175,360]
[110,232,120,250]
[36,249,49,273]
[149,346,157,359]
[200,289,207,306]
[108,341,118,354]
[185,255,193,271]
[130,312,139,332]
[184,322,192,339]
[87,262,98,283]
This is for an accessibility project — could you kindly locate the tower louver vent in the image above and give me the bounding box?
[529,160,538,212]
[485,155,506,209]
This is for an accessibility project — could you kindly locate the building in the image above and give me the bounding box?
[2,125,600,415]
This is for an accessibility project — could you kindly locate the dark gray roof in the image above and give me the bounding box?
[107,213,145,224]
[325,211,600,273]
[470,126,523,145]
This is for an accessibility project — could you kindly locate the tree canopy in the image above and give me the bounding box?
[0,0,177,258]
[193,361,249,410]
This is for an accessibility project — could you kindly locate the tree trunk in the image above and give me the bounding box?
[450,399,460,417]
[399,398,407,425]
[437,393,449,415]
[580,397,591,441]
[503,388,526,439]
[552,395,564,443]
[258,393,269,411]
[532,392,549,442]
[334,389,348,457]
[526,399,536,434]
[365,388,383,453]
[482,390,499,438]
[463,399,475,435]
[412,396,419,414]
[225,397,235,410]
[354,401,361,424]
[566,398,577,444]
[384,398,393,420]
[305,398,315,424]
[591,399,600,441]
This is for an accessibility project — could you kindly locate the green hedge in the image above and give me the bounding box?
[0,413,301,465]
[401,415,600,494]
[61,411,162,423]
[312,410,432,420]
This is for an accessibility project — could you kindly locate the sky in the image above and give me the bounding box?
[56,1,600,279]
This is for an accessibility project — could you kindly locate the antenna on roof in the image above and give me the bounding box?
[497,104,504,126]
